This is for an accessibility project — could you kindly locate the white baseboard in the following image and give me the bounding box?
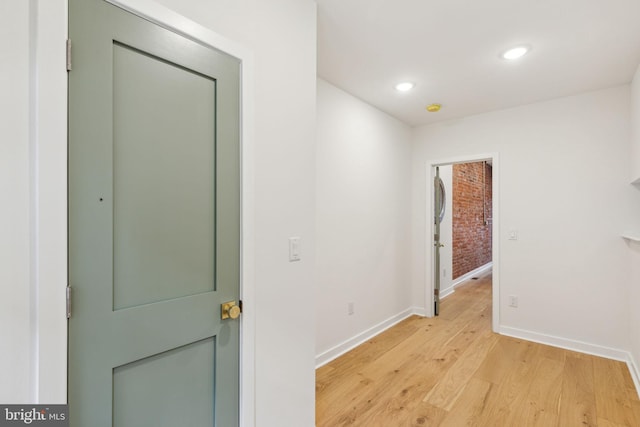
[440,286,455,300]
[628,353,640,399]
[499,325,630,361]
[411,306,428,317]
[315,307,425,368]
[440,261,493,301]
[452,262,493,287]
[500,326,640,399]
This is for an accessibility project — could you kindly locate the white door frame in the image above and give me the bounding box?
[425,153,500,332]
[38,0,256,424]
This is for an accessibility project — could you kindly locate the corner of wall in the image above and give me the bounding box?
[315,79,414,361]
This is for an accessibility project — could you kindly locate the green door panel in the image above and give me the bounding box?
[68,0,241,425]
[112,41,217,309]
[113,338,215,427]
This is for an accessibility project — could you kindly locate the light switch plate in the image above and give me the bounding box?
[289,237,301,262]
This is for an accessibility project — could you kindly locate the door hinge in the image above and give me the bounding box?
[434,289,440,296]
[66,39,72,71]
[66,286,72,319]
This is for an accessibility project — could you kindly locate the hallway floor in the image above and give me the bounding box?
[316,271,640,426]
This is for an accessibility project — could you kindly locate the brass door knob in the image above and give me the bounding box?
[221,301,242,320]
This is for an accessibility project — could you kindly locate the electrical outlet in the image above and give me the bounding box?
[348,302,355,315]
[509,295,518,308]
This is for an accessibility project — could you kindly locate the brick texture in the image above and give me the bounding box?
[452,162,493,279]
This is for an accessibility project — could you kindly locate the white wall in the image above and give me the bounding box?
[315,79,412,361]
[629,65,640,384]
[412,86,636,353]
[2,0,318,425]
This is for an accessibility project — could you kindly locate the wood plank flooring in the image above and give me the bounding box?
[316,271,640,426]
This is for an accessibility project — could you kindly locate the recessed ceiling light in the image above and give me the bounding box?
[395,82,415,92]
[501,45,530,60]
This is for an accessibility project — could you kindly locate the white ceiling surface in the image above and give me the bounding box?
[316,0,640,126]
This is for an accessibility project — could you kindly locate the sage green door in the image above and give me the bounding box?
[68,0,241,425]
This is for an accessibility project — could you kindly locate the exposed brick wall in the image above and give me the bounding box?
[452,162,492,279]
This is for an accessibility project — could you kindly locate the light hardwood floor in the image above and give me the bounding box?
[316,271,640,426]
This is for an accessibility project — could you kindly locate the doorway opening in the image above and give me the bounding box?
[427,154,500,332]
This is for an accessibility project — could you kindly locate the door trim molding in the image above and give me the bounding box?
[425,153,500,332]
[31,0,69,403]
[42,0,255,423]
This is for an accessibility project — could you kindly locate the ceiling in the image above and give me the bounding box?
[316,0,640,127]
